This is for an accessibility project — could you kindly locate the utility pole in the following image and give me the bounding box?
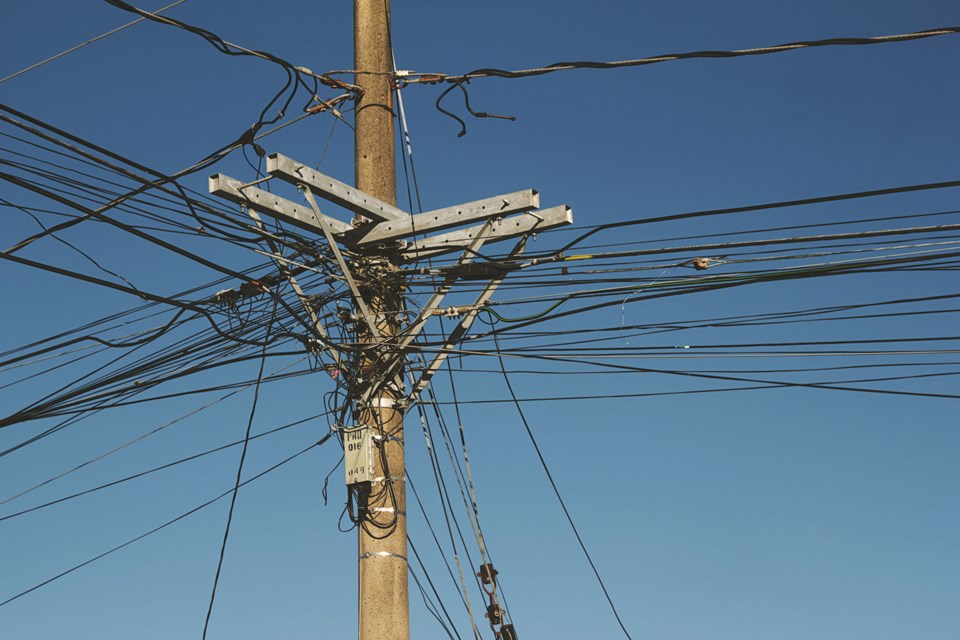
[353,2,409,640]
[210,9,571,636]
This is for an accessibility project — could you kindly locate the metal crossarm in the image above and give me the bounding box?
[209,151,575,415]
[268,153,406,222]
[302,188,382,341]
[209,173,353,235]
[399,205,572,262]
[352,189,540,246]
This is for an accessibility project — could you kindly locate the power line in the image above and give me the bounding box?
[0,436,331,609]
[401,25,960,84]
[0,0,191,85]
[202,312,272,638]
[490,328,634,639]
[0,411,326,522]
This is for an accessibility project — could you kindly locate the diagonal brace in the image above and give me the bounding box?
[301,187,381,341]
[355,219,497,407]
[402,231,533,407]
[244,208,342,370]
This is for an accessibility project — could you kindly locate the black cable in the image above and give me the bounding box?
[410,26,960,133]
[408,535,463,640]
[553,179,960,255]
[489,326,634,639]
[0,411,326,522]
[202,306,274,639]
[0,436,330,609]
[411,25,960,84]
[406,470,475,616]
[101,0,347,163]
[464,249,960,339]
[447,347,960,401]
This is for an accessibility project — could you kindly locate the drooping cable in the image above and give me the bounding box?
[201,302,275,639]
[490,325,634,639]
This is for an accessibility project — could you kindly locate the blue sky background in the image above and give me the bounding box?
[1,1,959,639]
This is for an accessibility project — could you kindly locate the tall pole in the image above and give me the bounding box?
[354,2,409,640]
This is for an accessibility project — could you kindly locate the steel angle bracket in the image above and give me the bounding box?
[355,219,498,408]
[301,188,382,342]
[268,153,405,223]
[397,218,496,350]
[243,208,342,369]
[398,205,573,262]
[403,230,534,407]
[209,174,352,236]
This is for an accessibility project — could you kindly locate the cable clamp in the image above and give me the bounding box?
[372,475,406,483]
[413,73,448,84]
[430,305,471,318]
[359,552,407,562]
[367,397,399,409]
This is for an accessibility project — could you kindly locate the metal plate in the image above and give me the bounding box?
[343,425,374,485]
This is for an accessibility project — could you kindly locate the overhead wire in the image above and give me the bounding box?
[202,303,275,639]
[0,435,332,609]
[391,25,960,134]
[551,179,960,256]
[0,410,328,523]
[0,0,191,85]
[488,323,634,639]
[392,36,506,635]
[401,25,960,85]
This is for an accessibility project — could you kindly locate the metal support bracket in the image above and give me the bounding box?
[209,173,352,235]
[356,220,497,407]
[269,153,405,222]
[301,188,382,341]
[404,231,534,406]
[399,205,572,262]
[352,189,540,246]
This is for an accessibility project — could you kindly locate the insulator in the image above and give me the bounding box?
[499,624,518,640]
[486,603,503,625]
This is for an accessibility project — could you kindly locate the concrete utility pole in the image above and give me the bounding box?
[210,9,571,637]
[353,2,409,640]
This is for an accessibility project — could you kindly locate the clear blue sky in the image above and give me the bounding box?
[2,1,959,639]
